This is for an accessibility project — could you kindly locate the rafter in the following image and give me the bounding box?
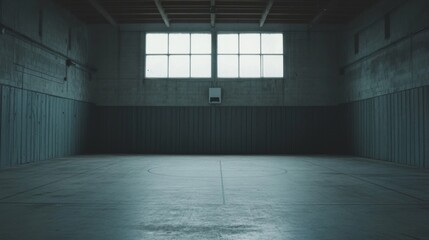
[56,0,379,25]
[154,0,170,27]
[210,0,216,27]
[259,0,274,27]
[309,0,338,26]
[88,0,117,27]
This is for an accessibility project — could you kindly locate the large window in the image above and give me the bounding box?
[217,33,283,78]
[145,33,212,78]
[145,32,283,79]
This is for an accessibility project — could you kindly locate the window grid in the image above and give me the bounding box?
[146,33,212,78]
[146,33,283,78]
[217,33,283,78]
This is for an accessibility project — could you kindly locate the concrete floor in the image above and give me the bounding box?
[0,155,428,240]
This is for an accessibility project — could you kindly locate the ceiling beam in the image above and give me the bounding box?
[210,0,215,27]
[154,0,170,27]
[309,0,338,26]
[259,0,274,27]
[87,0,117,27]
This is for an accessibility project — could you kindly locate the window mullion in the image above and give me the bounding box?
[260,33,263,78]
[238,34,240,78]
[167,33,170,78]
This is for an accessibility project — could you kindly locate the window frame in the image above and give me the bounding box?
[145,32,212,79]
[217,32,284,79]
[144,31,284,79]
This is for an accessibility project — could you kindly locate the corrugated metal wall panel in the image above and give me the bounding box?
[2,85,427,168]
[0,86,2,166]
[0,84,94,169]
[1,86,11,167]
[425,86,429,168]
[95,106,339,154]
[342,85,429,168]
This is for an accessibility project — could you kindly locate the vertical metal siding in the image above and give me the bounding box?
[95,105,340,154]
[343,85,429,168]
[425,86,429,167]
[0,84,94,169]
[3,84,427,168]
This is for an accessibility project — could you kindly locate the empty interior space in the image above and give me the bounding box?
[0,0,428,239]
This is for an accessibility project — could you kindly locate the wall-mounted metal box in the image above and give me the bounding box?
[209,88,221,104]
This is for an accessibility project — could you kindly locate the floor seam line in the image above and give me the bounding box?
[0,202,427,206]
[303,159,426,202]
[0,161,120,202]
[219,160,226,205]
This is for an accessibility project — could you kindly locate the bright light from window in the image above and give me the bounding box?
[218,34,238,54]
[262,55,283,78]
[146,34,168,54]
[145,33,211,78]
[169,55,190,78]
[218,33,283,78]
[262,34,283,54]
[191,34,212,54]
[191,55,211,78]
[218,55,239,78]
[146,33,282,79]
[169,34,190,54]
[240,55,260,77]
[240,34,260,54]
[146,55,168,78]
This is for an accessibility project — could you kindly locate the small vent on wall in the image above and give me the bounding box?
[209,88,221,104]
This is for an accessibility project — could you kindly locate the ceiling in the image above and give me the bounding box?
[55,0,379,25]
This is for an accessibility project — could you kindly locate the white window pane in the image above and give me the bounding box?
[191,55,211,78]
[262,34,283,54]
[263,55,283,77]
[146,55,168,78]
[218,55,238,78]
[240,55,260,78]
[169,34,190,54]
[146,34,168,54]
[239,34,260,54]
[169,55,190,78]
[191,34,211,54]
[218,34,238,54]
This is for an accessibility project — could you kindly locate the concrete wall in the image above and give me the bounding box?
[89,24,343,155]
[1,0,427,166]
[90,24,341,106]
[0,0,92,101]
[340,0,429,167]
[0,0,94,168]
[340,0,429,102]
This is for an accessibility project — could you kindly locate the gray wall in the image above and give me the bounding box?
[1,0,428,167]
[340,0,429,102]
[0,84,94,168]
[341,86,429,168]
[96,106,339,154]
[0,0,94,168]
[0,0,92,101]
[90,24,343,155]
[340,0,429,167]
[89,2,429,164]
[90,24,341,107]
